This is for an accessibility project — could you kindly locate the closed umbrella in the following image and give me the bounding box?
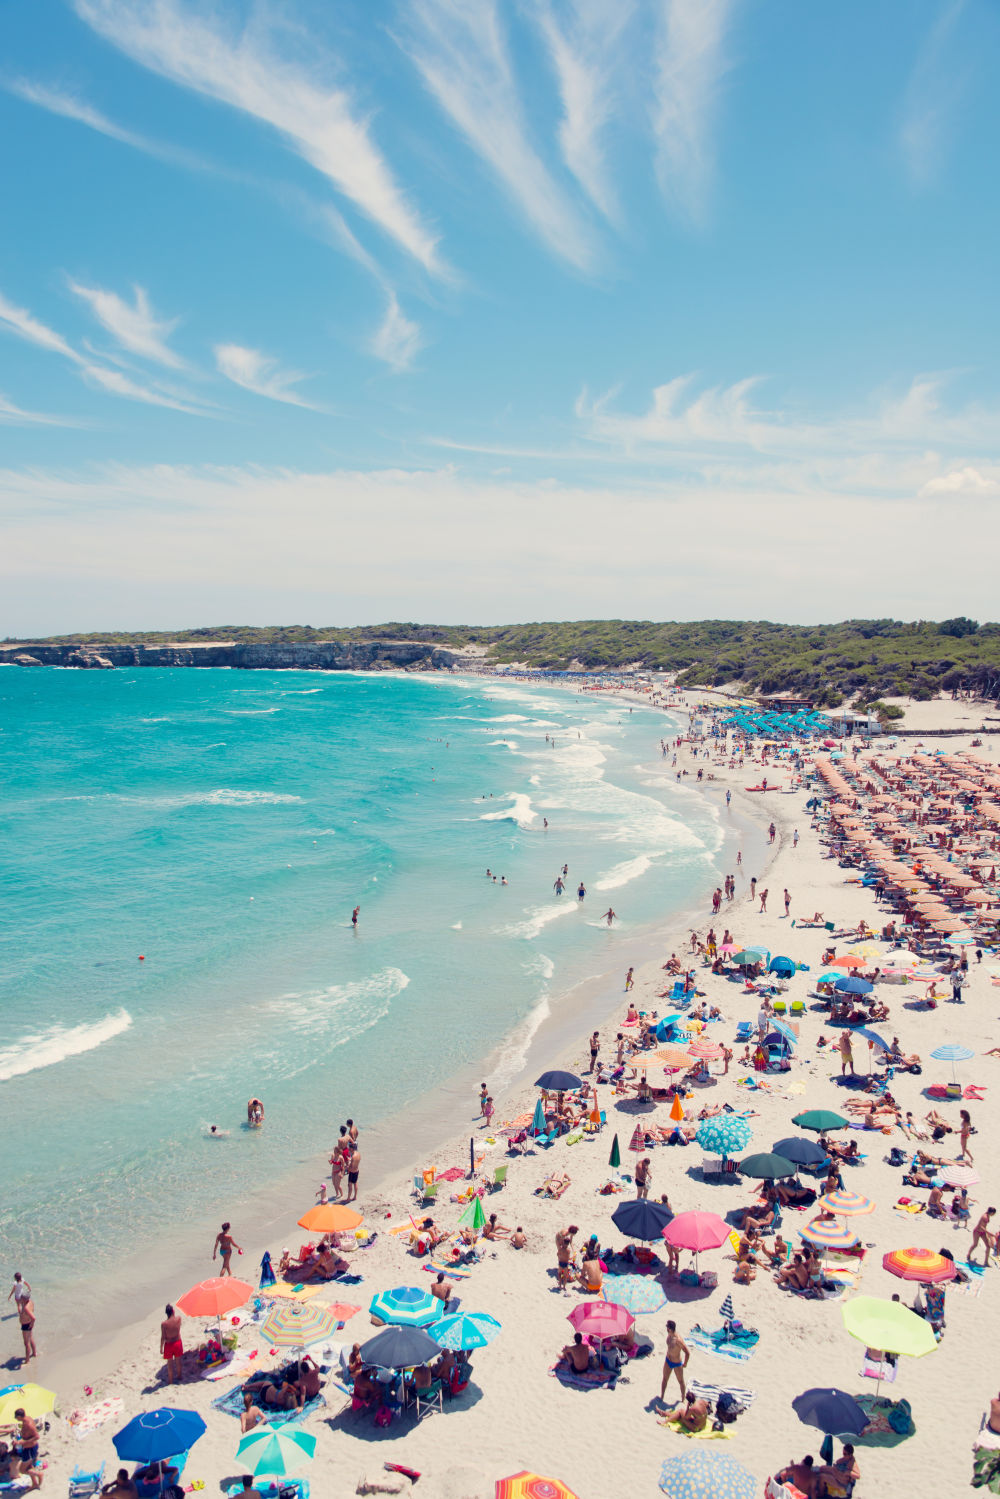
[235,1427,316,1477]
[432,1311,502,1350]
[883,1248,958,1284]
[458,1196,486,1234]
[658,1449,756,1499]
[628,1124,645,1151]
[669,1094,685,1122]
[612,1198,673,1241]
[608,1133,621,1169]
[358,1325,442,1370]
[740,1152,796,1179]
[368,1286,441,1328]
[773,1136,826,1168]
[530,1097,547,1136]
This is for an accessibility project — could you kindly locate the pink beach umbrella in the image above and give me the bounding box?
[662,1211,729,1255]
[628,1124,645,1152]
[689,1040,724,1060]
[567,1301,634,1348]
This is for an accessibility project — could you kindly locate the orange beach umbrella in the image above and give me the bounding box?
[297,1203,364,1235]
[176,1277,254,1320]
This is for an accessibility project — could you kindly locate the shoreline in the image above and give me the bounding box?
[37,688,773,1399]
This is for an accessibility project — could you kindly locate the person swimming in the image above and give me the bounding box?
[206,1124,230,1138]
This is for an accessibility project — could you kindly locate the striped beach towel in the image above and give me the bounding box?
[687,1380,757,1409]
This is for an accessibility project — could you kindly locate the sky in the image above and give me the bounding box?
[1,0,999,635]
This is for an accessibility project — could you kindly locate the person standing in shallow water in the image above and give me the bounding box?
[577,882,586,900]
[351,905,359,928]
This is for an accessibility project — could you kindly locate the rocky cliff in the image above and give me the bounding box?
[0,640,459,671]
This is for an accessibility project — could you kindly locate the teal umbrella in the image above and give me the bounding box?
[740,1152,796,1179]
[792,1110,848,1133]
[609,1133,621,1169]
[236,1427,316,1477]
[431,1311,501,1350]
[368,1286,441,1327]
[696,1117,753,1155]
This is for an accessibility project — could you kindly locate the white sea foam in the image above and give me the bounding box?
[479,793,536,829]
[282,688,322,695]
[0,1009,132,1082]
[485,714,529,723]
[267,966,409,1040]
[504,900,577,940]
[488,952,557,1087]
[66,789,302,809]
[487,739,519,751]
[224,708,280,715]
[594,854,654,891]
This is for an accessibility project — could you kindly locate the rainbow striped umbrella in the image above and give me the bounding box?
[496,1475,578,1499]
[800,1219,860,1250]
[261,1300,344,1347]
[882,1247,958,1284]
[817,1190,875,1218]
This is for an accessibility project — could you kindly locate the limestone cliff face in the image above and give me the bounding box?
[0,640,459,672]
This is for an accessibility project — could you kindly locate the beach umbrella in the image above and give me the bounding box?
[718,1294,736,1320]
[432,1311,502,1350]
[669,1094,685,1122]
[940,1163,979,1188]
[628,1124,645,1151]
[612,1198,673,1242]
[235,1427,316,1477]
[458,1196,486,1234]
[368,1286,441,1328]
[818,1190,875,1218]
[663,1211,729,1254]
[176,1277,253,1323]
[730,951,761,966]
[930,1042,974,1083]
[740,1151,796,1179]
[800,1219,859,1250]
[719,942,738,955]
[842,1296,936,1361]
[883,1248,958,1284]
[358,1324,441,1370]
[792,1110,848,1133]
[817,971,843,984]
[773,1136,826,1168]
[261,1300,344,1347]
[601,1273,668,1314]
[793,1386,867,1459]
[496,1475,579,1499]
[850,1025,890,1052]
[946,933,976,945]
[658,1449,755,1499]
[608,1133,621,1169]
[770,1018,798,1047]
[113,1408,206,1463]
[653,1047,696,1068]
[696,1116,753,1155]
[830,956,865,970]
[534,1070,582,1091]
[689,1039,723,1059]
[297,1203,363,1235]
[0,1385,55,1423]
[567,1301,634,1347]
[530,1097,547,1136]
[834,976,873,995]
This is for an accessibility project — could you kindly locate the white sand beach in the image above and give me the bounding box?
[12,689,1000,1499]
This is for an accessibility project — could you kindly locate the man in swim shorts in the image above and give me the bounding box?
[160,1303,183,1384]
[660,1321,689,1402]
[346,1147,361,1202]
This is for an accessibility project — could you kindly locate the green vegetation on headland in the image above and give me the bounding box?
[6,617,1000,704]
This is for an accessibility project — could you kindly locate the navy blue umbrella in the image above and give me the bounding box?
[834,976,873,995]
[611,1198,673,1242]
[359,1324,442,1370]
[774,1136,827,1168]
[792,1386,868,1437]
[534,1070,582,1091]
[113,1408,206,1463]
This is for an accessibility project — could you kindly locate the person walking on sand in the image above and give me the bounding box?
[971,1207,996,1265]
[160,1303,183,1385]
[839,1031,855,1077]
[346,1146,361,1202]
[214,1222,242,1275]
[960,1109,975,1164]
[750,877,757,900]
[784,888,791,917]
[759,889,768,913]
[635,1157,652,1199]
[625,967,634,991]
[603,908,616,926]
[589,1032,600,1072]
[660,1321,690,1403]
[768,822,776,844]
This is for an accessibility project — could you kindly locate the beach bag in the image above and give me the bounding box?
[715,1392,739,1423]
[888,1147,907,1167]
[374,1403,393,1428]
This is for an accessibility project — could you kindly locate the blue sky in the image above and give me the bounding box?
[1,0,998,633]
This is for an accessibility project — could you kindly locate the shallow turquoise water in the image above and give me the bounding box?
[0,669,724,1292]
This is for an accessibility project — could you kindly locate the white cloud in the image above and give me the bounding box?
[214,344,318,408]
[5,77,208,170]
[0,393,79,426]
[73,0,443,275]
[82,363,210,415]
[69,281,184,368]
[0,290,85,364]
[535,0,633,220]
[653,0,736,223]
[370,294,422,372]
[401,0,598,269]
[899,0,969,187]
[920,465,1000,496]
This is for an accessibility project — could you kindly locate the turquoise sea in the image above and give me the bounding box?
[0,669,730,1334]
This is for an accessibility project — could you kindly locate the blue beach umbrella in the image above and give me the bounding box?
[368,1286,441,1327]
[792,1386,868,1439]
[611,1198,673,1241]
[695,1116,753,1156]
[602,1273,667,1315]
[534,1070,582,1091]
[770,1018,798,1046]
[817,971,843,984]
[834,976,873,995]
[774,1136,827,1168]
[235,1427,316,1477]
[113,1408,206,1463]
[658,1449,756,1499]
[431,1311,501,1351]
[931,1042,975,1083]
[850,1026,890,1052]
[358,1325,441,1370]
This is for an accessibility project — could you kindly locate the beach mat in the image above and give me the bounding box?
[687,1380,757,1409]
[548,1360,617,1391]
[424,1256,473,1279]
[687,1329,757,1363]
[67,1397,124,1438]
[658,1416,733,1439]
[212,1386,325,1426]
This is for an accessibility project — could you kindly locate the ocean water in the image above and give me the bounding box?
[0,668,728,1315]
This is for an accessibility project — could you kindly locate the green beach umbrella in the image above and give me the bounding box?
[458,1195,486,1234]
[236,1427,316,1477]
[792,1109,849,1133]
[609,1133,621,1169]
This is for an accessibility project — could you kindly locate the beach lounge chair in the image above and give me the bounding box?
[421,1181,439,1205]
[68,1463,105,1497]
[414,1378,444,1419]
[489,1165,508,1191]
[735,1021,753,1043]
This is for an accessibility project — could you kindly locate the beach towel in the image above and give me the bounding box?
[953,1263,984,1297]
[687,1380,757,1410]
[67,1397,124,1437]
[203,1352,254,1382]
[268,1281,321,1300]
[659,1417,733,1439]
[436,1167,466,1182]
[548,1360,617,1390]
[424,1256,472,1279]
[212,1386,325,1426]
[687,1329,757,1363]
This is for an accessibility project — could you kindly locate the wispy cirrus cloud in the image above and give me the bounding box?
[535,0,634,221]
[370,294,422,372]
[69,281,185,368]
[653,0,736,223]
[898,0,970,187]
[0,291,85,365]
[0,392,80,427]
[401,0,598,270]
[73,0,443,275]
[81,362,211,414]
[4,77,208,170]
[214,344,318,409]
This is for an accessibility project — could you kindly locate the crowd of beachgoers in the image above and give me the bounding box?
[8,691,1000,1498]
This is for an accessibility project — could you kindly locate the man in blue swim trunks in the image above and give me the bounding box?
[660,1321,690,1403]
